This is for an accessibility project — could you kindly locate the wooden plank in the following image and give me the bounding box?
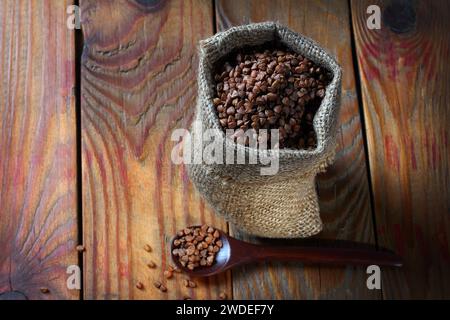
[216,0,378,299]
[0,0,79,300]
[351,0,450,298]
[80,0,231,299]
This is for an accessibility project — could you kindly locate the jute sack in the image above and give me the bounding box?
[187,22,342,238]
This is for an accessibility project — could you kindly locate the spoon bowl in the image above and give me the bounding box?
[171,227,232,277]
[171,226,403,277]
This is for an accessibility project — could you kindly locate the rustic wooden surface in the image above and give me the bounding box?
[0,0,79,300]
[216,0,378,299]
[1,0,449,300]
[80,0,231,299]
[351,0,450,298]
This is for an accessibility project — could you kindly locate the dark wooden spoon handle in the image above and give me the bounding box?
[249,245,402,267]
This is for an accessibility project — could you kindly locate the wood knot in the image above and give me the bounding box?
[132,0,165,12]
[383,0,416,34]
[0,291,28,300]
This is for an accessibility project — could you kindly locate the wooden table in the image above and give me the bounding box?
[1,0,449,300]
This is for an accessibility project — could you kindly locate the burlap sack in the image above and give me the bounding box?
[187,22,342,238]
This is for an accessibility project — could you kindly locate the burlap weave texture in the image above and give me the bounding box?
[187,22,342,238]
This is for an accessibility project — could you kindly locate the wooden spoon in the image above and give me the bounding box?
[171,226,403,277]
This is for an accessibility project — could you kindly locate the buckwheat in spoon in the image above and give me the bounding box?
[171,225,402,277]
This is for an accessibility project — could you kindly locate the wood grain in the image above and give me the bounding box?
[216,0,378,299]
[80,0,231,299]
[351,0,450,298]
[0,0,78,300]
